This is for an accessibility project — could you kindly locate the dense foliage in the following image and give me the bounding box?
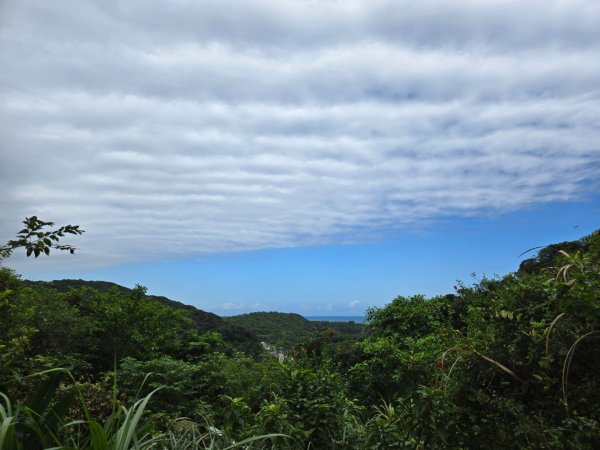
[1,228,599,449]
[224,312,363,349]
[23,279,263,356]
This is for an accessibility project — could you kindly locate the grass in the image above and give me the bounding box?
[0,368,289,450]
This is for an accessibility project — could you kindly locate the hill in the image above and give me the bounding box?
[22,278,262,355]
[519,231,600,273]
[224,311,363,349]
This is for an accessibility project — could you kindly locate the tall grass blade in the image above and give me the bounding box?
[0,393,16,450]
[471,349,523,382]
[545,313,566,357]
[66,419,110,450]
[562,330,599,413]
[113,388,160,450]
[89,420,109,450]
[222,433,289,449]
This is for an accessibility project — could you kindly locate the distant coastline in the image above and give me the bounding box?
[304,315,365,323]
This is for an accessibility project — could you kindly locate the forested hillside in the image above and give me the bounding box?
[22,279,262,355]
[1,230,599,449]
[224,312,363,349]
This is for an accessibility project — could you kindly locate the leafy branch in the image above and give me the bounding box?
[0,216,84,259]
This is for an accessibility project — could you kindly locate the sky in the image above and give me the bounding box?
[1,0,599,315]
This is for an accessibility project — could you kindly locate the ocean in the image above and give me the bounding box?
[304,315,366,323]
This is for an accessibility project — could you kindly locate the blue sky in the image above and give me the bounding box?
[1,1,599,315]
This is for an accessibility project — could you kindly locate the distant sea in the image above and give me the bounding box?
[304,315,366,323]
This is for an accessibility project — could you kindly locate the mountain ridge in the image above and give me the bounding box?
[22,278,262,355]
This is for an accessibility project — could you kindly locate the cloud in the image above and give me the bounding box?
[348,300,360,308]
[1,0,599,271]
[212,302,246,311]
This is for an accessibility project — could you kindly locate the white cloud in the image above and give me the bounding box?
[212,302,246,311]
[348,300,360,308]
[1,0,599,271]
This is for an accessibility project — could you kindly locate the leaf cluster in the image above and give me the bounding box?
[1,216,84,259]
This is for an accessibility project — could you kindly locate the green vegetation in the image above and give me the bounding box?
[1,219,599,449]
[224,312,363,349]
[22,279,263,356]
[0,216,84,260]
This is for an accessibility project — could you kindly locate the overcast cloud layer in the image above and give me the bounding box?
[1,0,599,270]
